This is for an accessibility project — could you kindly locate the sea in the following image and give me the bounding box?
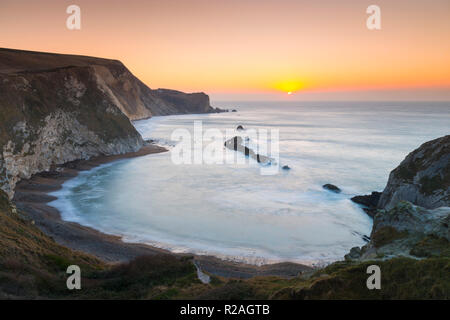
[49,101,450,266]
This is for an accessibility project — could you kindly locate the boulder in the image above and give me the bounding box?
[224,136,273,165]
[322,184,341,193]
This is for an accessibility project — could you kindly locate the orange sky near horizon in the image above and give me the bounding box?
[1,0,450,101]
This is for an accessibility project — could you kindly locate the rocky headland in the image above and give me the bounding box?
[346,135,449,262]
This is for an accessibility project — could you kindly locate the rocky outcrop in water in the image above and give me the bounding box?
[351,191,382,218]
[0,48,219,197]
[224,136,273,165]
[378,135,450,210]
[322,184,341,193]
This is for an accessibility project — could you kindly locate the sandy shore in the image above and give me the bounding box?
[13,143,313,278]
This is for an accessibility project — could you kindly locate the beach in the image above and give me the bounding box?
[13,142,313,278]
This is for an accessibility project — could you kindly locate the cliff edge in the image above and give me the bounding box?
[0,48,217,197]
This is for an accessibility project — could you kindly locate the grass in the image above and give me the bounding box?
[371,226,409,248]
[286,257,450,299]
[410,236,450,258]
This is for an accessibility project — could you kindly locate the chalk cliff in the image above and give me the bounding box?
[0,48,218,197]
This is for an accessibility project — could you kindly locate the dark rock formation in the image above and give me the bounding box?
[322,184,341,193]
[224,136,273,165]
[351,191,382,218]
[351,192,381,207]
[378,135,450,210]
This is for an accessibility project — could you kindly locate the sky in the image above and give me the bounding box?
[1,0,450,101]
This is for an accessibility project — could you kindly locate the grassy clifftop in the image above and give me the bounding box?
[0,190,102,298]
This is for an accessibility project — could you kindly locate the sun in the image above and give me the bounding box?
[274,80,303,95]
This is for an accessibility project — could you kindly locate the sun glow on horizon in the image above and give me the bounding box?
[274,80,304,95]
[1,0,450,100]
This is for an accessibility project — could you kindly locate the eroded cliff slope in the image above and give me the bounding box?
[0,48,217,197]
[0,48,217,120]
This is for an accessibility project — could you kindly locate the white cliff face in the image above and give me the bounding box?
[0,48,217,199]
[1,110,143,198]
[0,56,146,199]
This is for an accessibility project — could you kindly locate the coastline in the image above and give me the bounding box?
[13,143,314,279]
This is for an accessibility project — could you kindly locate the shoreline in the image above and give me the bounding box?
[13,143,314,279]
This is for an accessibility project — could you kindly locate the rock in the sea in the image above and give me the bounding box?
[224,136,273,165]
[236,125,245,131]
[322,184,341,193]
[378,135,450,210]
[282,165,291,170]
